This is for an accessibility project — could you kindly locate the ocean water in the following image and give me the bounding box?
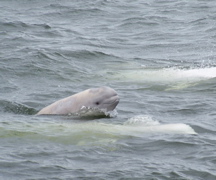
[1,0,216,179]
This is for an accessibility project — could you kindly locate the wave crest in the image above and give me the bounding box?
[124,115,160,126]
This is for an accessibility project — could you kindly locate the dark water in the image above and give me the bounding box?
[1,0,216,179]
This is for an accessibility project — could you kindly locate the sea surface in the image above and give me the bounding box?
[1,0,216,179]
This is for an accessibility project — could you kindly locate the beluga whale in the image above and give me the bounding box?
[37,86,120,116]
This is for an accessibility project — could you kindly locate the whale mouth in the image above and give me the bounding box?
[104,95,120,111]
[109,95,120,104]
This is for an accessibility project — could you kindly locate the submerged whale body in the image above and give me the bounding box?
[123,115,197,135]
[107,67,216,90]
[37,86,120,115]
[111,67,216,83]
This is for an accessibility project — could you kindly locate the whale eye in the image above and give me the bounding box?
[95,102,100,105]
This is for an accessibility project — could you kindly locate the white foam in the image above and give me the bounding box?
[124,115,160,126]
[71,106,118,117]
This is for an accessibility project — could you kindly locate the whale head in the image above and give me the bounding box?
[83,86,120,112]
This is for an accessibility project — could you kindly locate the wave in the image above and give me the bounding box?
[0,100,37,115]
[0,21,51,32]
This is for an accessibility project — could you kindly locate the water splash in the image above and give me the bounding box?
[124,115,160,126]
[71,106,118,118]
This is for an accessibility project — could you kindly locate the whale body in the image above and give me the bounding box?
[37,86,120,115]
